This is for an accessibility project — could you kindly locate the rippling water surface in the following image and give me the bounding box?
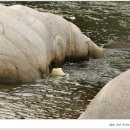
[0,1,130,119]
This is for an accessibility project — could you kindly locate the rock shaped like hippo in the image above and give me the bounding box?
[79,69,130,119]
[0,4,103,83]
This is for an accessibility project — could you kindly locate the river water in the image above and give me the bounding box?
[0,1,130,119]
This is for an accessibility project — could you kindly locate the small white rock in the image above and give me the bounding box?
[51,68,65,76]
[69,16,75,20]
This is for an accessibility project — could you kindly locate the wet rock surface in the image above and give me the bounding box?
[0,2,129,119]
[0,49,129,119]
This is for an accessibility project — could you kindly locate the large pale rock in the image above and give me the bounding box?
[79,69,130,119]
[0,4,103,83]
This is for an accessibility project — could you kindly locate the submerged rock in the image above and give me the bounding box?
[103,40,130,49]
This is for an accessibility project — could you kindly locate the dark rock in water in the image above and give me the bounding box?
[103,40,130,49]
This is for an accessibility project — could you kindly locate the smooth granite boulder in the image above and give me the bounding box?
[0,4,103,83]
[79,69,130,119]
